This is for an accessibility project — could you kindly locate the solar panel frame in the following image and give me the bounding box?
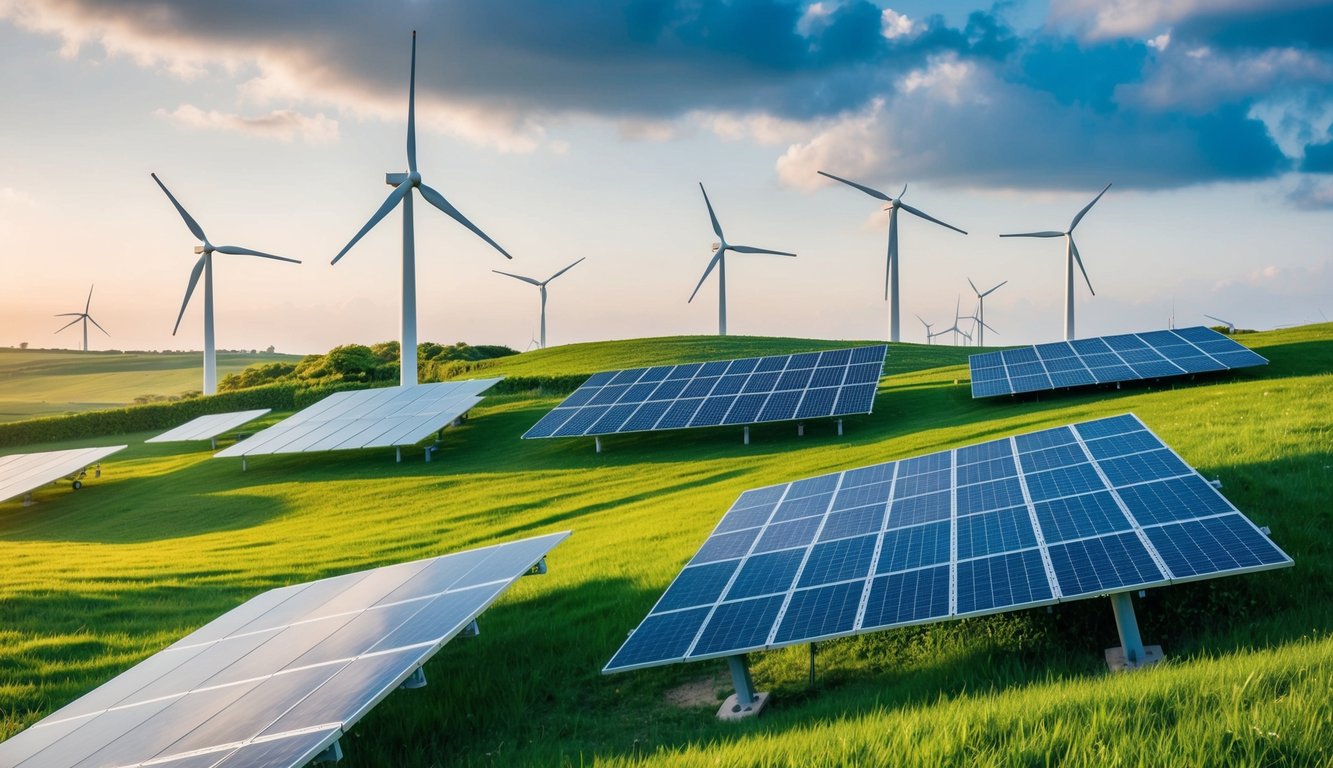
[0,446,127,504]
[969,327,1266,399]
[603,414,1291,673]
[0,531,568,768]
[522,346,887,440]
[147,410,272,444]
[214,380,499,458]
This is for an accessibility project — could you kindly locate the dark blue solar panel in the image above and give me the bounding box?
[606,606,709,669]
[1103,334,1149,351]
[845,363,883,384]
[832,481,892,511]
[796,534,877,588]
[639,365,674,383]
[1024,462,1105,502]
[1069,338,1110,355]
[726,358,760,375]
[832,383,877,414]
[1074,413,1144,440]
[1144,514,1289,579]
[956,549,1053,614]
[1019,442,1088,473]
[1014,426,1076,453]
[655,561,741,612]
[619,400,671,432]
[742,372,780,393]
[1035,342,1076,359]
[972,351,1005,368]
[899,451,951,475]
[590,404,641,433]
[711,374,748,396]
[796,387,839,419]
[789,352,820,369]
[819,349,853,366]
[776,369,814,391]
[667,363,703,380]
[810,366,847,387]
[1082,430,1160,459]
[774,581,863,642]
[862,566,949,629]
[819,504,887,541]
[894,468,950,497]
[699,360,731,377]
[523,408,577,438]
[691,528,761,565]
[622,381,661,402]
[1033,492,1130,544]
[887,491,951,528]
[877,520,950,573]
[1046,532,1164,597]
[688,396,737,427]
[734,485,785,509]
[957,454,1018,485]
[553,405,610,436]
[583,371,617,386]
[755,356,787,373]
[648,378,689,401]
[690,595,784,657]
[588,384,630,405]
[957,438,1013,465]
[726,549,805,600]
[753,516,822,553]
[771,492,834,523]
[789,474,840,497]
[1116,476,1233,526]
[561,388,599,407]
[656,398,705,429]
[1002,347,1039,364]
[1098,449,1191,486]
[758,390,801,421]
[956,506,1037,559]
[680,376,719,398]
[723,393,768,424]
[956,477,1026,515]
[714,504,775,534]
[851,345,888,364]
[841,461,895,488]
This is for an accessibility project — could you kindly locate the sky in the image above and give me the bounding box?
[0,0,1330,356]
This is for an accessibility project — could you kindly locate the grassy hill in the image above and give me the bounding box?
[0,348,302,423]
[0,325,1330,766]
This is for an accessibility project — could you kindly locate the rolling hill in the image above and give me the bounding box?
[0,325,1330,766]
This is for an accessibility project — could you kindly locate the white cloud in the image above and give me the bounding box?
[901,55,978,106]
[881,9,915,40]
[155,104,339,144]
[1047,0,1319,40]
[1147,32,1171,51]
[775,99,886,190]
[796,2,833,36]
[1118,46,1333,113]
[704,112,812,146]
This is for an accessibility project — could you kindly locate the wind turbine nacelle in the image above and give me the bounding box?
[193,246,206,254]
[386,172,410,187]
[711,242,721,253]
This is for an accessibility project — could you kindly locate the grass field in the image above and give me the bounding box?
[0,349,302,423]
[0,326,1330,766]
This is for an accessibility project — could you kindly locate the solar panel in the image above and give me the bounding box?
[215,379,501,460]
[0,446,127,504]
[604,413,1290,674]
[147,410,271,444]
[0,531,568,768]
[970,326,1266,398]
[523,346,887,439]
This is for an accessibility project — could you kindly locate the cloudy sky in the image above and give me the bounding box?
[1,0,1330,354]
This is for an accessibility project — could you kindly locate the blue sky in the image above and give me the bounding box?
[0,0,1330,354]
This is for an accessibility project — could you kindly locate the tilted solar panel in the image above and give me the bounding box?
[604,414,1290,673]
[0,446,126,504]
[0,531,568,768]
[523,346,887,439]
[970,327,1266,398]
[147,410,271,444]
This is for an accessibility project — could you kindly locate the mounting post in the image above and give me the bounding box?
[797,423,805,437]
[313,739,343,763]
[717,654,769,720]
[460,619,480,638]
[241,457,248,472]
[210,437,217,450]
[594,436,602,454]
[808,643,817,688]
[743,426,750,445]
[22,492,33,507]
[527,556,548,576]
[396,446,402,463]
[1105,591,1163,671]
[400,666,427,689]
[837,418,843,436]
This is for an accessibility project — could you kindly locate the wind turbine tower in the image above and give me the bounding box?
[54,285,108,352]
[818,171,967,342]
[915,314,935,345]
[1000,183,1110,341]
[690,183,795,336]
[967,278,1007,347]
[1205,314,1236,333]
[151,174,299,395]
[493,257,585,349]
[332,31,513,386]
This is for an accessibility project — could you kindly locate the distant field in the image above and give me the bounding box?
[0,349,301,423]
[0,325,1330,766]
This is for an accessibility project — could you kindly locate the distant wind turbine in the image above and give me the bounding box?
[689,183,795,336]
[332,31,513,386]
[939,297,972,346]
[967,278,1007,347]
[1000,183,1111,341]
[818,171,967,342]
[1205,314,1235,333]
[54,284,108,352]
[962,300,995,347]
[151,173,299,395]
[493,257,585,349]
[915,314,935,345]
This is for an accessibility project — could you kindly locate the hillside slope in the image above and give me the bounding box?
[0,325,1329,766]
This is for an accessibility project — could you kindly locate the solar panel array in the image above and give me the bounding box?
[604,414,1290,673]
[147,410,271,444]
[970,326,1267,398]
[523,346,887,439]
[216,379,501,458]
[0,531,569,768]
[0,446,127,504]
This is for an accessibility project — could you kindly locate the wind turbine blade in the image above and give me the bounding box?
[89,316,110,336]
[407,30,417,174]
[968,277,980,297]
[899,201,967,235]
[418,182,513,259]
[215,245,301,264]
[688,252,722,304]
[1069,182,1112,231]
[331,181,411,264]
[173,255,206,335]
[978,318,996,333]
[982,280,1008,297]
[815,170,891,202]
[85,284,94,314]
[898,183,907,199]
[1070,238,1095,296]
[150,173,207,243]
[998,231,1064,238]
[492,269,541,286]
[545,256,586,283]
[55,316,82,333]
[699,183,724,240]
[54,313,82,317]
[729,244,796,256]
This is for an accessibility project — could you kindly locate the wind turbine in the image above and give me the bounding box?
[818,171,967,342]
[1000,183,1111,341]
[967,278,1007,347]
[332,31,513,386]
[915,314,934,345]
[1205,314,1235,333]
[493,257,585,349]
[151,173,299,395]
[54,284,108,352]
[962,300,995,347]
[938,297,972,346]
[689,183,795,336]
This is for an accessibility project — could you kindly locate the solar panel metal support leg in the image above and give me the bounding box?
[743,426,750,445]
[718,654,769,721]
[313,738,343,763]
[460,619,480,638]
[798,423,804,437]
[22,492,33,507]
[210,437,217,450]
[241,457,247,472]
[396,446,402,463]
[1105,592,1163,672]
[400,666,427,689]
[837,418,843,436]
[595,436,602,454]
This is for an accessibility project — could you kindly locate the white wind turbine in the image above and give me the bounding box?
[818,171,967,342]
[690,183,795,336]
[938,297,972,346]
[967,277,1007,347]
[1205,314,1236,333]
[151,173,299,395]
[493,257,585,349]
[915,314,935,345]
[54,284,108,352]
[962,300,995,347]
[1000,183,1111,341]
[332,31,513,386]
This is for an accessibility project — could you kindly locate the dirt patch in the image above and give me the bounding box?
[664,672,726,708]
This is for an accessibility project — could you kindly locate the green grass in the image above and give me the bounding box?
[0,348,301,423]
[0,326,1330,766]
